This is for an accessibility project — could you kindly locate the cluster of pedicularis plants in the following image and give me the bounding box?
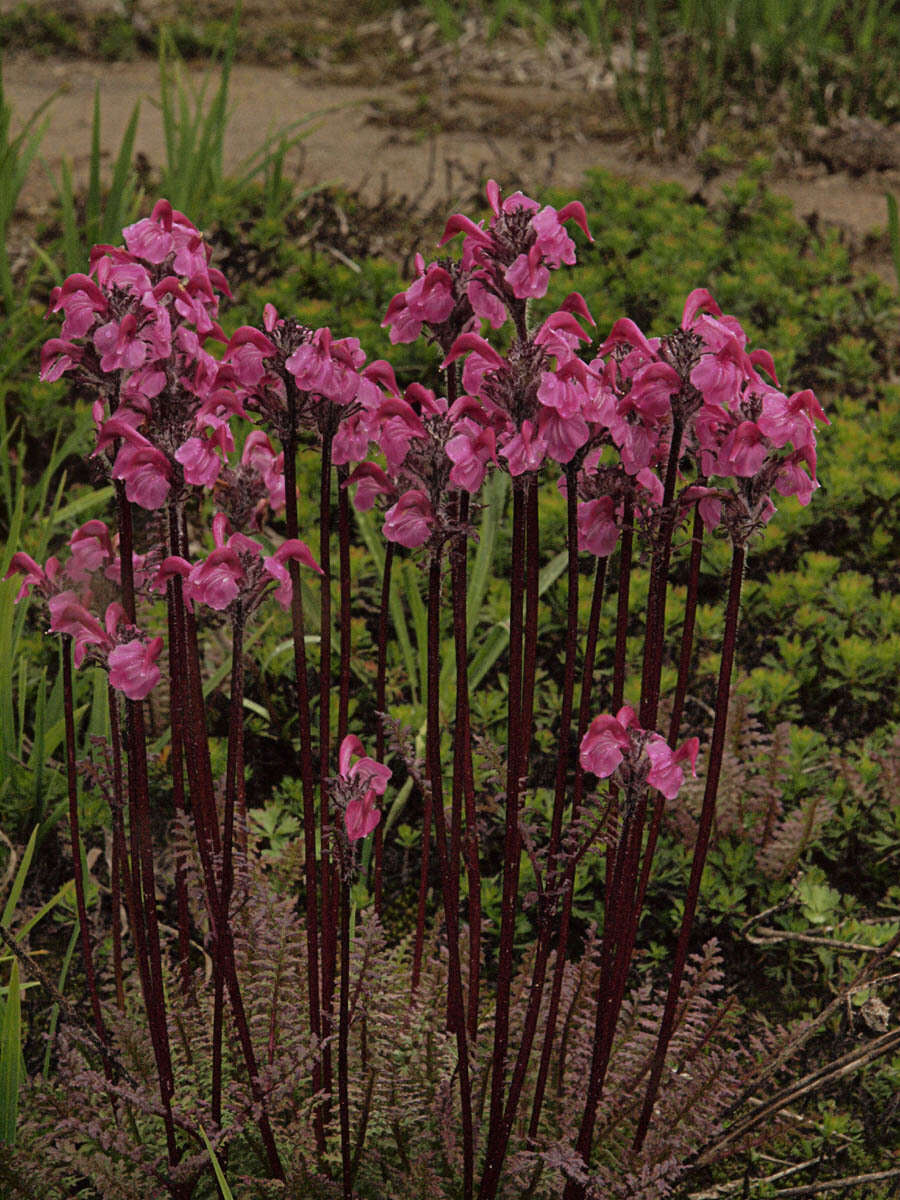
[7,185,827,1199]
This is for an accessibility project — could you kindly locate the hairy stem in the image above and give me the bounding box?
[632,541,746,1152]
[374,541,394,916]
[426,551,475,1200]
[482,475,528,1191]
[281,397,325,1148]
[528,554,608,1139]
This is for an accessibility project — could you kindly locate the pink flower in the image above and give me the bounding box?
[186,547,245,610]
[345,462,395,512]
[757,387,828,450]
[774,447,818,505]
[580,707,637,778]
[39,338,84,382]
[690,337,749,409]
[500,420,546,476]
[108,636,164,701]
[338,734,391,843]
[111,440,172,510]
[446,421,496,492]
[467,277,507,328]
[627,362,681,422]
[339,734,392,795]
[121,199,211,280]
[383,256,455,343]
[577,497,620,557]
[505,244,550,300]
[285,326,360,405]
[720,421,768,478]
[241,431,285,509]
[264,539,324,609]
[645,736,699,800]
[175,434,225,488]
[383,489,434,548]
[93,313,147,373]
[580,707,699,801]
[345,792,381,842]
[67,521,114,582]
[48,273,108,338]
[48,592,111,666]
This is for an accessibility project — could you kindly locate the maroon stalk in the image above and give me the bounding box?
[373,540,394,916]
[528,554,608,1139]
[482,475,528,1184]
[479,473,583,1199]
[449,493,481,1043]
[212,602,244,1132]
[612,498,633,712]
[627,504,709,948]
[61,641,107,1053]
[165,503,193,997]
[639,417,684,732]
[668,501,706,745]
[411,720,433,993]
[282,394,325,1153]
[631,540,746,1152]
[518,478,541,771]
[425,551,475,1200]
[318,427,337,1106]
[107,687,126,1011]
[562,778,646,1200]
[337,464,352,746]
[114,482,181,1174]
[338,846,353,1200]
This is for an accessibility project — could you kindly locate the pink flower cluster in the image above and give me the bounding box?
[41,200,251,512]
[154,512,321,613]
[339,185,822,565]
[5,523,161,701]
[336,734,392,842]
[580,706,700,801]
[345,383,500,549]
[588,289,829,544]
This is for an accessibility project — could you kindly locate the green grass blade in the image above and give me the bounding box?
[467,470,506,636]
[468,624,510,693]
[57,158,81,274]
[0,827,37,930]
[42,918,78,1079]
[0,957,21,1145]
[18,878,74,942]
[886,194,900,296]
[103,100,141,243]
[86,85,102,240]
[199,1124,235,1200]
[52,484,114,528]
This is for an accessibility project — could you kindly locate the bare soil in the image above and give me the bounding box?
[5,1,900,282]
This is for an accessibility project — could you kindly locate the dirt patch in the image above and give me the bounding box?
[5,3,900,284]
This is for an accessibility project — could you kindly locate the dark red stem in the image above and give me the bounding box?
[528,554,608,1139]
[639,417,684,732]
[450,492,481,1043]
[373,541,394,916]
[631,542,746,1152]
[426,552,475,1200]
[337,464,352,746]
[282,397,325,1155]
[668,502,705,745]
[482,476,528,1186]
[61,641,107,1052]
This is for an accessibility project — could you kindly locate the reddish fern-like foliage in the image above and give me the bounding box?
[667,695,833,878]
